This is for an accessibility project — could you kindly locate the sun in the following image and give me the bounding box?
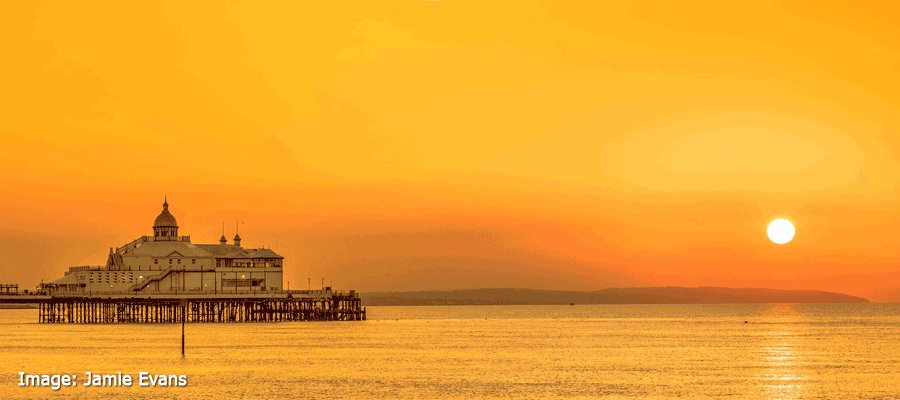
[767,218,795,245]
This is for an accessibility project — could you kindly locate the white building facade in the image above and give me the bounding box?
[45,199,284,294]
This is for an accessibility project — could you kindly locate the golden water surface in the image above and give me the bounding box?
[0,303,897,399]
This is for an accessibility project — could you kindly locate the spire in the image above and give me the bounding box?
[219,221,227,244]
[233,220,242,247]
[163,196,168,210]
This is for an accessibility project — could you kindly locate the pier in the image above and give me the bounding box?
[1,290,366,323]
[0,200,367,324]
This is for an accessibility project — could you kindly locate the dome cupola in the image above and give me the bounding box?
[152,197,179,240]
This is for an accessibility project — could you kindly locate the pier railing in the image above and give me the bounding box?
[0,289,337,298]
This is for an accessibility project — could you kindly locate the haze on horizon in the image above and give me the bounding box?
[1,1,898,301]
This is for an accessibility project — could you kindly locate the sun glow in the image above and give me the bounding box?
[767,219,796,245]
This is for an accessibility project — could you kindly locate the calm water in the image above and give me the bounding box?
[0,304,898,399]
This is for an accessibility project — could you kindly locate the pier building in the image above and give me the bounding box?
[43,199,283,295]
[0,199,365,323]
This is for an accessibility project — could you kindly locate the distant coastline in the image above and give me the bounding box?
[362,287,869,306]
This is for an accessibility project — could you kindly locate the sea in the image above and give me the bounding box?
[0,303,897,399]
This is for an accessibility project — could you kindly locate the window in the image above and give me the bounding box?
[222,278,263,288]
[154,259,158,264]
[192,259,196,264]
[177,259,181,264]
[169,259,173,264]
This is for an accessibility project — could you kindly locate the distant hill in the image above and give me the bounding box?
[361,287,868,306]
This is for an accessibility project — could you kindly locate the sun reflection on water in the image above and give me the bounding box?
[759,305,806,400]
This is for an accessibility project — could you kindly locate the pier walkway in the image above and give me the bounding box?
[0,290,366,323]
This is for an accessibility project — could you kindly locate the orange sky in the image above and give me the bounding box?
[1,1,898,300]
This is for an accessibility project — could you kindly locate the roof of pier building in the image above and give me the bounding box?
[153,197,178,228]
[110,198,283,262]
[194,244,283,259]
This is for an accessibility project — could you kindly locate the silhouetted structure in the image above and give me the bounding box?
[0,199,365,323]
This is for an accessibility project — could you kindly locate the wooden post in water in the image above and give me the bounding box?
[180,298,186,357]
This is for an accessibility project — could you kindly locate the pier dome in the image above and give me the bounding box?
[152,198,179,240]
